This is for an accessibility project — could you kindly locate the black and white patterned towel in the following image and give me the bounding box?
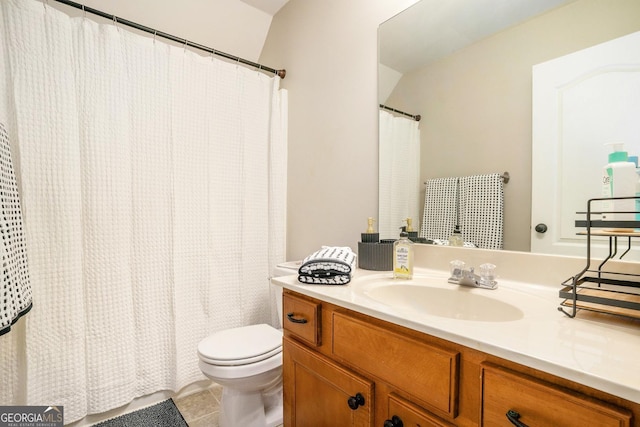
[298,246,357,285]
[0,122,32,336]
[421,173,504,250]
[460,173,504,250]
[420,177,458,242]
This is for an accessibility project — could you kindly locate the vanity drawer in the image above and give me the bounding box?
[332,311,460,418]
[283,292,321,346]
[481,364,631,427]
[387,393,455,427]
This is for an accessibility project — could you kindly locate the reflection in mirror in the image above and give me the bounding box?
[378,0,640,253]
[378,109,420,239]
[532,30,640,261]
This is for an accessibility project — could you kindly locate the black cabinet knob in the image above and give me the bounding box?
[535,223,547,233]
[347,393,365,410]
[383,415,403,427]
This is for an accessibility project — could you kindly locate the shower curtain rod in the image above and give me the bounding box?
[50,0,287,79]
[379,104,421,122]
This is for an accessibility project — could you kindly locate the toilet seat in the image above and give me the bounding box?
[198,324,282,366]
[199,352,282,380]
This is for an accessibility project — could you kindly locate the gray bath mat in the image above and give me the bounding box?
[94,399,188,427]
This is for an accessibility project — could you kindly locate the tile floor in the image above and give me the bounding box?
[173,385,223,427]
[173,386,284,427]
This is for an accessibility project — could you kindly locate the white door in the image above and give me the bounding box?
[531,31,640,260]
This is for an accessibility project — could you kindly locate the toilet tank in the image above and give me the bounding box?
[271,261,300,329]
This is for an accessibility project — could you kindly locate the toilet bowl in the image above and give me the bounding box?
[198,324,283,427]
[197,262,298,427]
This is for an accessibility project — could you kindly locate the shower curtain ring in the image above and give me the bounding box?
[153,30,157,43]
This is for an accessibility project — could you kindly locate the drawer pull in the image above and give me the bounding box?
[506,410,529,427]
[383,415,404,427]
[347,393,365,410]
[286,312,308,324]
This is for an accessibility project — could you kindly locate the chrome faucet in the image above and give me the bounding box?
[448,262,497,289]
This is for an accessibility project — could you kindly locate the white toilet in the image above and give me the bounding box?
[197,262,298,427]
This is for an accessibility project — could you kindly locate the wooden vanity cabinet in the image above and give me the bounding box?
[481,364,632,427]
[282,289,639,427]
[283,290,459,426]
[284,337,374,426]
[331,311,460,419]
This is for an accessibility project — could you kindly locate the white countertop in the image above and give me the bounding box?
[273,265,640,404]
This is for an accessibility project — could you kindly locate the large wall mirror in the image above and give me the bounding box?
[378,0,640,257]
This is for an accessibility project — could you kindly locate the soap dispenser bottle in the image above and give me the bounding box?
[449,177,464,246]
[393,229,414,279]
[601,142,636,230]
[631,156,640,229]
[636,165,640,229]
[405,217,419,241]
[361,217,379,243]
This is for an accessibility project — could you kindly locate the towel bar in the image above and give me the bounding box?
[424,171,509,185]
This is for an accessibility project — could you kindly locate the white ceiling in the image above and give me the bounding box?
[239,0,290,16]
[379,0,577,74]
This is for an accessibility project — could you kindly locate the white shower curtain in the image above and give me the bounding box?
[0,0,287,422]
[378,110,420,239]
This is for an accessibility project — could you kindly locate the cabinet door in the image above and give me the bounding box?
[386,393,456,427]
[332,311,460,419]
[481,364,632,427]
[284,337,374,427]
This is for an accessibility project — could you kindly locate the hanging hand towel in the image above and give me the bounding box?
[460,173,504,250]
[298,246,357,285]
[420,177,458,241]
[0,122,32,336]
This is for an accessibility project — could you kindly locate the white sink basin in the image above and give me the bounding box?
[361,278,524,322]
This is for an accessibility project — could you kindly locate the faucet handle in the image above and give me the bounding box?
[449,260,465,279]
[479,263,496,283]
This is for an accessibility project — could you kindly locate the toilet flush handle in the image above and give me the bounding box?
[286,312,308,324]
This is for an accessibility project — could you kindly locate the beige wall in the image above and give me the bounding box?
[260,0,417,261]
[386,0,640,252]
